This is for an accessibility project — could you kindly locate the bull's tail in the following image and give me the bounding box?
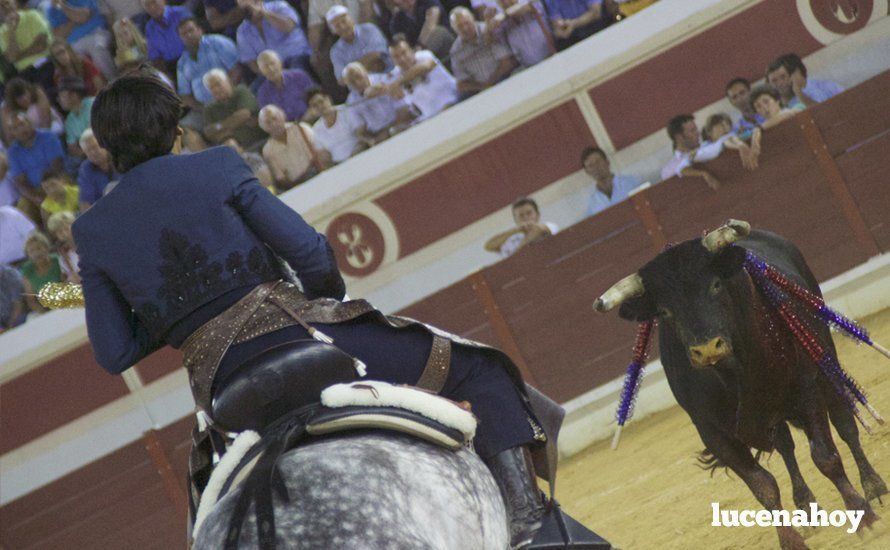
[696,448,729,477]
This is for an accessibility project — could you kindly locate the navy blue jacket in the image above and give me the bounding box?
[73,147,344,374]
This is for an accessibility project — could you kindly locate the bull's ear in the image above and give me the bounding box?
[618,294,657,322]
[711,245,746,279]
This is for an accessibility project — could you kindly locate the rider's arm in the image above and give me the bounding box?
[224,149,346,300]
[76,251,163,374]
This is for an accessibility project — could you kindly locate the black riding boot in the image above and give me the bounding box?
[486,445,546,549]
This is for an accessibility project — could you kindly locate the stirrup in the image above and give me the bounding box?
[526,500,612,549]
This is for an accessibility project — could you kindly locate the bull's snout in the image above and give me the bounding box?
[688,337,732,367]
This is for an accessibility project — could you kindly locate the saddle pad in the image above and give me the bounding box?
[307,406,467,450]
[319,381,477,438]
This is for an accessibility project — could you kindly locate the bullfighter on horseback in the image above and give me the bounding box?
[68,70,576,548]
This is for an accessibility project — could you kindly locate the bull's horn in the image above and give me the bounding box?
[593,273,644,312]
[701,219,751,252]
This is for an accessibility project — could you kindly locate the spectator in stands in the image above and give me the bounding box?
[236,0,312,77]
[46,210,79,282]
[7,113,64,220]
[204,0,245,39]
[1,78,64,144]
[47,0,116,78]
[306,88,364,166]
[19,230,64,312]
[259,104,319,191]
[581,146,642,216]
[57,77,93,157]
[111,17,148,72]
[0,263,26,331]
[750,85,801,128]
[660,114,720,189]
[142,0,191,76]
[724,77,762,140]
[343,61,415,145]
[0,0,55,90]
[50,40,106,97]
[766,53,843,110]
[202,68,267,150]
[40,173,78,223]
[543,0,609,51]
[77,128,114,210]
[490,0,554,68]
[176,18,239,110]
[306,0,372,100]
[470,0,498,20]
[329,6,392,84]
[389,0,455,62]
[449,7,518,98]
[387,34,457,120]
[0,151,18,206]
[0,204,35,263]
[256,49,315,121]
[701,112,758,171]
[484,196,557,257]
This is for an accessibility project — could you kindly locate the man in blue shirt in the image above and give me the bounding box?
[725,77,764,141]
[766,53,844,109]
[581,146,642,217]
[76,129,116,210]
[142,0,192,76]
[543,0,610,50]
[328,6,391,84]
[6,114,65,220]
[236,0,312,77]
[176,18,239,109]
[47,0,116,77]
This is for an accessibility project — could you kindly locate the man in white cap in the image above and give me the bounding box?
[306,0,372,96]
[328,5,391,84]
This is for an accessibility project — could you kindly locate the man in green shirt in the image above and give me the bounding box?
[58,77,95,157]
[0,0,53,87]
[202,68,267,150]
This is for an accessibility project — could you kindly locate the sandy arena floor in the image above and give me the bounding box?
[557,308,890,550]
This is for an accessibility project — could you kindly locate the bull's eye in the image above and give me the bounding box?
[709,278,722,296]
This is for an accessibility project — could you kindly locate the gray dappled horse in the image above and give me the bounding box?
[193,432,510,549]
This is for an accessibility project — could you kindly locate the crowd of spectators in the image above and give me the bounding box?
[0,0,661,330]
[486,51,846,258]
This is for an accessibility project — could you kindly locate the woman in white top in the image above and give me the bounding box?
[259,104,321,192]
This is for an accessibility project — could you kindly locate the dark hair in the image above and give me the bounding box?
[91,71,183,172]
[305,87,328,103]
[767,53,807,79]
[724,77,750,94]
[702,113,732,142]
[666,114,694,143]
[580,146,607,166]
[390,33,411,48]
[748,85,780,111]
[177,17,199,32]
[512,196,539,214]
[4,77,37,107]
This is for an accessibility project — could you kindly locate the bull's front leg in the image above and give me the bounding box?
[696,423,807,550]
[800,401,879,530]
[774,422,818,511]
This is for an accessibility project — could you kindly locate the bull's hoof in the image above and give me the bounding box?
[792,488,818,512]
[862,475,889,504]
[859,508,879,531]
[778,526,808,550]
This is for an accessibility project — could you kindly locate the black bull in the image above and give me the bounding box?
[596,224,886,550]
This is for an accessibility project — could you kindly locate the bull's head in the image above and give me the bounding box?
[594,220,751,368]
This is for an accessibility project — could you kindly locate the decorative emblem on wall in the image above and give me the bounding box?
[324,205,399,278]
[797,0,884,44]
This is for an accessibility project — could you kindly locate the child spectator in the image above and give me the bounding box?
[19,230,64,312]
[50,40,107,97]
[40,173,78,223]
[112,17,148,72]
[484,196,558,257]
[259,105,320,191]
[46,210,79,282]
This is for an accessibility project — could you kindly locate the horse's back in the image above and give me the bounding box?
[195,432,509,549]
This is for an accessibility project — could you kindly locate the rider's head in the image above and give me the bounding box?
[91,68,183,173]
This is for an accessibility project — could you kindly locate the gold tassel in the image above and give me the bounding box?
[37,282,85,309]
